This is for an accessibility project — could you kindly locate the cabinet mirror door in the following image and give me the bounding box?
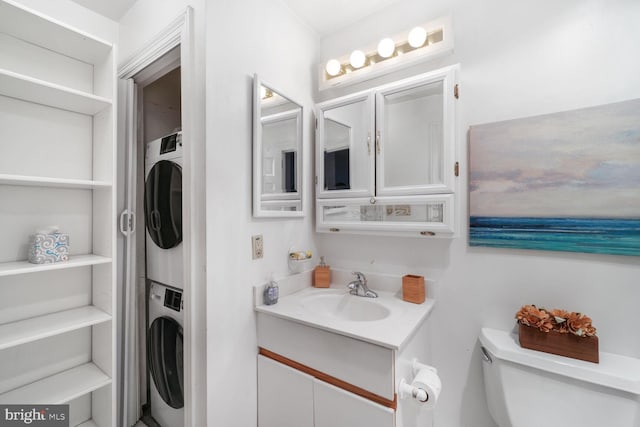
[316,93,374,198]
[375,69,455,196]
[253,75,304,217]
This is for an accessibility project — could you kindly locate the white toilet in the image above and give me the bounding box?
[479,328,640,427]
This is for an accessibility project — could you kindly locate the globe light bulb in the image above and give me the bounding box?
[377,38,395,58]
[325,59,342,76]
[349,50,366,69]
[408,26,427,48]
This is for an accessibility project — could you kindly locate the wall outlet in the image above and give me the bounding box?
[252,235,263,260]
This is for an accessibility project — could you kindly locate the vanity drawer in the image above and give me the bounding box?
[257,313,395,400]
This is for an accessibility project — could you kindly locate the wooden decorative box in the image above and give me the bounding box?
[313,266,331,288]
[518,324,599,363]
[402,274,425,304]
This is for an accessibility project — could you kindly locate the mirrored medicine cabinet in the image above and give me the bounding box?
[315,64,459,237]
[253,74,304,217]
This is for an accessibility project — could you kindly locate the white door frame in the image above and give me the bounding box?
[118,7,206,427]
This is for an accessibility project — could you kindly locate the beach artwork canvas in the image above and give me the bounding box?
[469,98,640,256]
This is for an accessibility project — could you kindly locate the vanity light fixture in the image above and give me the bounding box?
[408,26,427,48]
[377,38,396,58]
[349,50,366,69]
[325,58,342,77]
[261,86,274,100]
[319,16,453,91]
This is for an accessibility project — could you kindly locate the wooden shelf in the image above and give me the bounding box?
[0,306,111,351]
[0,68,111,115]
[0,362,111,404]
[0,0,112,65]
[0,174,111,189]
[0,255,112,277]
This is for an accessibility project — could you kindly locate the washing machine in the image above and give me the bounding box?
[148,281,184,427]
[145,131,183,289]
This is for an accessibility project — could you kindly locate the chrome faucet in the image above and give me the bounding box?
[347,272,378,298]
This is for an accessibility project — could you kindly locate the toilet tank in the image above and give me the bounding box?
[479,328,640,427]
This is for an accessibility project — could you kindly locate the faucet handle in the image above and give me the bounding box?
[351,271,366,283]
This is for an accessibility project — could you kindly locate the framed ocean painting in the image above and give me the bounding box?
[469,98,640,256]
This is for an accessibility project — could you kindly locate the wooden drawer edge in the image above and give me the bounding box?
[259,347,397,410]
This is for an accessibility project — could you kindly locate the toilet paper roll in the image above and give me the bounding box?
[411,367,442,410]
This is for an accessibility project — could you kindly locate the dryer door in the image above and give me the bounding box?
[145,160,183,249]
[148,316,184,409]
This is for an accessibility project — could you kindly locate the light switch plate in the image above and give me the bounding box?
[252,235,263,259]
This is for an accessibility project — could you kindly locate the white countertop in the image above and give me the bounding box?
[255,286,435,350]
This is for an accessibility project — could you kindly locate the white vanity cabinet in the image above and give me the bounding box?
[313,380,395,427]
[257,355,394,427]
[258,356,314,427]
[315,65,459,237]
[256,305,434,427]
[0,2,116,426]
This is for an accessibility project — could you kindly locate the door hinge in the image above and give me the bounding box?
[315,175,318,185]
[454,161,460,177]
[315,118,318,129]
[454,84,459,99]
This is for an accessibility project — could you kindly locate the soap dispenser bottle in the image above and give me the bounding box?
[313,256,331,288]
[263,278,279,305]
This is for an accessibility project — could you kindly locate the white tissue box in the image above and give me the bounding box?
[28,232,70,264]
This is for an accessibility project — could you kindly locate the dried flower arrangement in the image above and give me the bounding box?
[515,304,599,363]
[515,304,597,337]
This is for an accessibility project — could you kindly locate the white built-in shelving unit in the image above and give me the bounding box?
[0,174,112,189]
[0,68,112,115]
[0,1,116,426]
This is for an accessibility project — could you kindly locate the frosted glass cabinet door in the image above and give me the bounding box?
[258,356,314,427]
[316,92,375,198]
[313,379,395,427]
[375,68,456,197]
[316,195,455,236]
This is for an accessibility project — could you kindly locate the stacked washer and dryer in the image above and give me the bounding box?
[144,131,184,427]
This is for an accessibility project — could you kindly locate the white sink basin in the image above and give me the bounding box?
[300,293,391,321]
[255,284,435,349]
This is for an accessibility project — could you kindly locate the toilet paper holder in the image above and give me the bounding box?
[398,359,441,404]
[399,378,429,402]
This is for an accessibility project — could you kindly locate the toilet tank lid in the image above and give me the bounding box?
[480,328,640,395]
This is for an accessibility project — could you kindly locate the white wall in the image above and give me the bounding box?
[205,0,318,425]
[118,0,202,62]
[318,1,640,426]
